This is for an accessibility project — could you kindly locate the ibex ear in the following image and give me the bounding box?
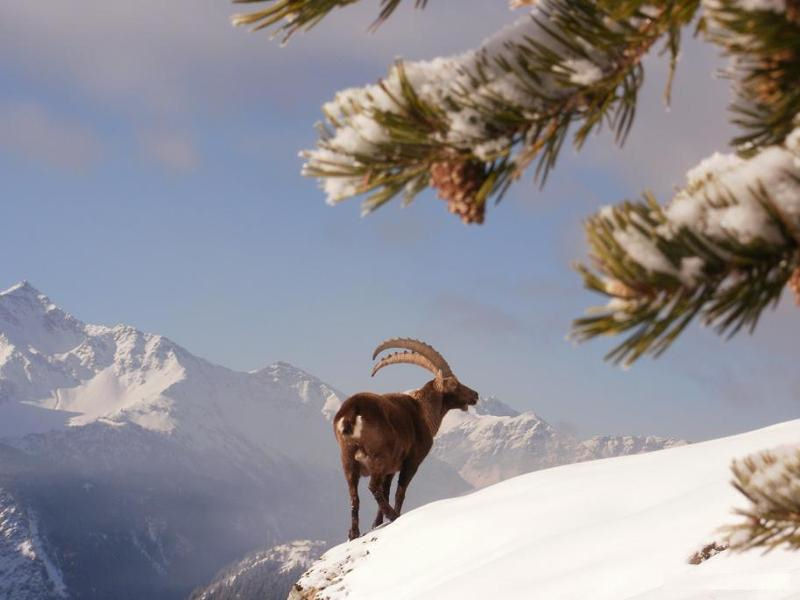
[436,376,459,393]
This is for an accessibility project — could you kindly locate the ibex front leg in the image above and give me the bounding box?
[369,474,398,522]
[394,459,420,516]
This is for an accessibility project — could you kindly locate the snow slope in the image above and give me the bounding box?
[292,420,800,600]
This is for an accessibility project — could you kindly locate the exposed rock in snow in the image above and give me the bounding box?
[191,540,327,600]
[575,434,685,461]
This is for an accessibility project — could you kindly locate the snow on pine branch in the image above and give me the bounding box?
[573,120,800,365]
[722,444,800,552]
[301,0,690,223]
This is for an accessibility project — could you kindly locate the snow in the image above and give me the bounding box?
[0,491,66,598]
[0,282,346,467]
[25,512,66,597]
[554,58,604,86]
[193,540,327,599]
[612,227,677,276]
[663,139,800,248]
[434,399,683,488]
[679,256,706,287]
[294,420,800,600]
[733,0,787,12]
[274,541,327,574]
[607,127,800,285]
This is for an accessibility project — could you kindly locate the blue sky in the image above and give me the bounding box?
[2,0,799,441]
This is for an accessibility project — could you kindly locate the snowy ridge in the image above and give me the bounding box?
[0,282,345,466]
[292,420,800,600]
[433,396,684,487]
[191,540,327,600]
[0,281,679,485]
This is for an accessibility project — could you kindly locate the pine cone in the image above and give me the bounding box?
[429,159,487,224]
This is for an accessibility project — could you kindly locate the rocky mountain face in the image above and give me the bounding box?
[189,540,327,600]
[434,397,686,488]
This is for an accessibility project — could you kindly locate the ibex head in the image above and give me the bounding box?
[371,338,478,412]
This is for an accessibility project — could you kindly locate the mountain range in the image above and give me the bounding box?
[0,282,683,599]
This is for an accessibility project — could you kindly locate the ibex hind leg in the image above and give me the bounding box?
[368,473,398,522]
[371,473,394,529]
[345,460,361,541]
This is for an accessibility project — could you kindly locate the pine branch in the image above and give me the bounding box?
[572,131,800,366]
[702,0,800,151]
[231,0,427,41]
[721,446,800,553]
[301,0,700,223]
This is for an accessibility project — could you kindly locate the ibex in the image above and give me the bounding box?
[333,338,478,540]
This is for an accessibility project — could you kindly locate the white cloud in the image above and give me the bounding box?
[0,0,513,117]
[139,130,199,172]
[0,101,101,170]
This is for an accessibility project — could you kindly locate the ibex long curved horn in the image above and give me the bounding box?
[372,338,452,377]
[371,351,441,378]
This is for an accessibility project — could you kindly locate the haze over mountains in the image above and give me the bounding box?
[0,282,684,599]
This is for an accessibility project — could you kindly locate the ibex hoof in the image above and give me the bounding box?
[348,528,360,541]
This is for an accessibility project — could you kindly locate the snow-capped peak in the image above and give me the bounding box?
[0,284,345,461]
[472,395,520,417]
[1,282,70,321]
[2,281,46,300]
[252,361,344,420]
[434,397,685,488]
[0,282,86,356]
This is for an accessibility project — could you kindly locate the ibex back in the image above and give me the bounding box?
[333,338,478,540]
